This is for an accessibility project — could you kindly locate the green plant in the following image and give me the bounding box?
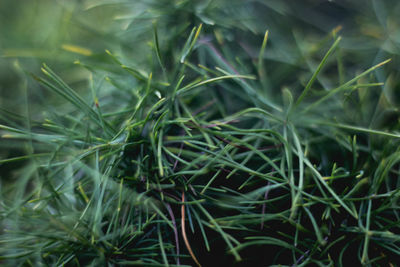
[1,1,400,266]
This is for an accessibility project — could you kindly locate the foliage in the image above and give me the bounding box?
[1,0,400,266]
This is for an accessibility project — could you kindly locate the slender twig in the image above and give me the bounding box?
[181,192,202,267]
[166,203,180,265]
[260,181,271,229]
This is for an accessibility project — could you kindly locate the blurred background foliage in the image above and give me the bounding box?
[1,0,399,122]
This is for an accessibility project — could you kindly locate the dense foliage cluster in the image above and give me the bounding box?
[1,1,400,266]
